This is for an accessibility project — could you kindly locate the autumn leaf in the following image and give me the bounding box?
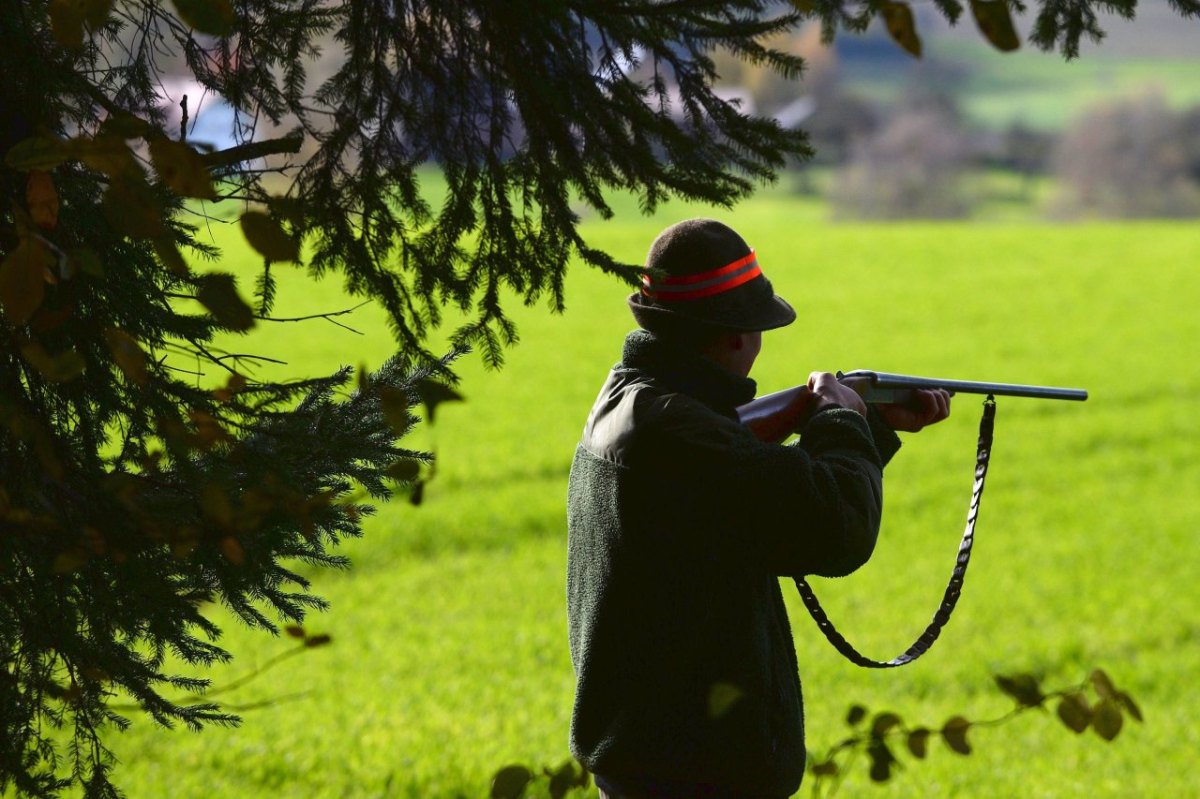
[104,328,149,385]
[26,171,60,231]
[20,341,86,383]
[0,238,50,326]
[240,211,300,263]
[490,765,533,799]
[49,0,87,48]
[102,176,165,239]
[150,138,217,200]
[415,378,464,424]
[970,0,1021,52]
[4,136,70,171]
[941,715,972,755]
[195,272,255,331]
[172,0,236,36]
[880,1,922,58]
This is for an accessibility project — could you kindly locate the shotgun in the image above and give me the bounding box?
[738,370,1088,444]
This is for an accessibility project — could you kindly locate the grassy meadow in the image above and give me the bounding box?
[89,189,1198,798]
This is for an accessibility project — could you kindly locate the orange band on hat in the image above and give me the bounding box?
[641,250,762,302]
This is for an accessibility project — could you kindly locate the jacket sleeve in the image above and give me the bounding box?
[638,399,901,578]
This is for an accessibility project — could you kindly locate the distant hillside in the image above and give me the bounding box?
[822,4,1200,130]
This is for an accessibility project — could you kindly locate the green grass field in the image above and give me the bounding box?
[88,188,1199,798]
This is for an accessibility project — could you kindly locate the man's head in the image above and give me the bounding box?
[629,218,795,333]
[627,218,795,374]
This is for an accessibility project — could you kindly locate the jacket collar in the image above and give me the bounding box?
[620,329,757,417]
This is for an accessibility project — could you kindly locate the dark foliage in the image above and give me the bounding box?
[1,1,1193,796]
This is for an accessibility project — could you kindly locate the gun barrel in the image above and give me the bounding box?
[841,370,1089,402]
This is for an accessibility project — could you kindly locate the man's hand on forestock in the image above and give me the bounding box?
[876,389,952,433]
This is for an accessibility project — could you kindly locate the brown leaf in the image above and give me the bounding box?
[195,272,255,331]
[378,386,411,433]
[906,728,931,759]
[941,715,972,755]
[415,378,464,424]
[212,372,246,403]
[1056,692,1091,734]
[1092,698,1124,741]
[49,0,87,48]
[102,175,165,239]
[970,0,1021,52]
[490,765,533,799]
[153,237,190,277]
[26,171,60,231]
[82,0,116,29]
[219,536,245,565]
[880,1,922,58]
[104,328,149,385]
[240,211,300,263]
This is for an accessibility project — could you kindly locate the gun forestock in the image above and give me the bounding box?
[840,370,1089,403]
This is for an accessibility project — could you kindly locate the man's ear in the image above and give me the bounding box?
[728,332,747,351]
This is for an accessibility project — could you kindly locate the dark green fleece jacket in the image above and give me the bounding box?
[566,330,900,799]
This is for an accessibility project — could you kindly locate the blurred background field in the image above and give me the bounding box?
[76,9,1200,799]
[92,192,1200,797]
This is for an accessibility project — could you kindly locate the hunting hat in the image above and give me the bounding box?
[628,218,796,333]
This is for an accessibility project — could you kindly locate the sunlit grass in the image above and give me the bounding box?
[92,190,1200,798]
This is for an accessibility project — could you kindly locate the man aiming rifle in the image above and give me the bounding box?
[565,218,951,799]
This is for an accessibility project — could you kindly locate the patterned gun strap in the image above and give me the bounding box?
[794,395,996,668]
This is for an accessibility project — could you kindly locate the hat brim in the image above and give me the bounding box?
[627,291,796,333]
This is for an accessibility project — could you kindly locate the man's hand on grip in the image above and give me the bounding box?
[808,371,867,418]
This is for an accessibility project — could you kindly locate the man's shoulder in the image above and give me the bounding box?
[581,368,751,468]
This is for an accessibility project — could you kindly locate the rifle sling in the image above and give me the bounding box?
[793,395,996,668]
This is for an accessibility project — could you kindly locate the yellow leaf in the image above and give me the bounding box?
[970,0,1021,52]
[4,136,70,171]
[74,134,137,177]
[19,341,86,383]
[240,211,300,263]
[26,171,60,231]
[0,239,49,326]
[149,138,217,200]
[104,328,149,385]
[880,2,922,58]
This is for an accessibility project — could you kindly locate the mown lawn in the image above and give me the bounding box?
[88,189,1199,798]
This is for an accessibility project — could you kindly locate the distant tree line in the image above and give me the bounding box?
[715,34,1200,220]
